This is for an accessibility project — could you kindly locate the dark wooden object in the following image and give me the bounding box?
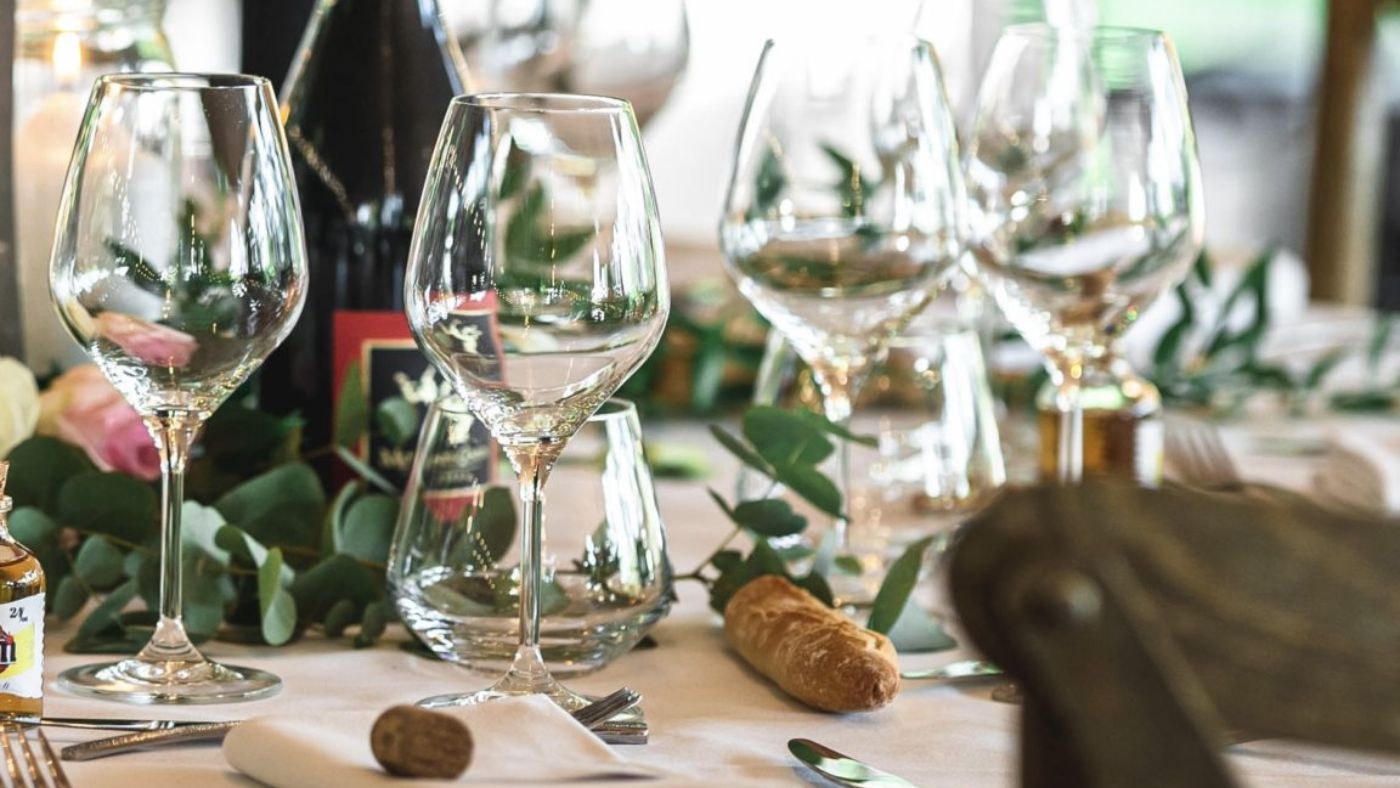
[951,481,1400,787]
[0,0,19,356]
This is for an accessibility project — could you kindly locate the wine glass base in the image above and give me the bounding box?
[57,658,281,704]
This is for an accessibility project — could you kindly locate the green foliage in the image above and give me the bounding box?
[6,437,93,511]
[335,360,368,449]
[374,398,419,449]
[867,537,934,634]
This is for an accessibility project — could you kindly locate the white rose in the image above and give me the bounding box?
[0,357,39,457]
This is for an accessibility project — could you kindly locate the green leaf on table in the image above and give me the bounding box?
[505,184,596,266]
[708,425,775,479]
[773,464,842,519]
[215,462,325,547]
[203,404,297,470]
[184,556,229,640]
[743,407,835,467]
[867,536,935,635]
[335,360,368,449]
[258,547,297,646]
[290,553,382,621]
[323,598,359,638]
[793,571,834,607]
[710,549,744,575]
[334,446,399,496]
[886,602,958,653]
[182,502,232,564]
[1304,348,1348,391]
[374,397,419,449]
[794,410,878,448]
[1205,249,1272,363]
[833,555,863,575]
[354,600,389,648]
[71,579,137,644]
[53,575,88,621]
[497,137,529,200]
[74,537,126,590]
[4,437,93,511]
[9,508,63,585]
[215,525,294,585]
[323,482,359,557]
[338,494,398,564]
[744,539,788,578]
[1330,389,1396,413]
[1191,248,1213,289]
[728,498,807,538]
[1153,286,1195,379]
[1368,314,1396,376]
[58,472,157,544]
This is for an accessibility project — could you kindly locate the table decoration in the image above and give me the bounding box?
[966,24,1204,484]
[719,32,965,587]
[48,73,307,703]
[14,0,175,373]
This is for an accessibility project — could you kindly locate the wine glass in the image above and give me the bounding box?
[49,74,307,702]
[965,25,1204,482]
[405,93,668,709]
[719,34,965,579]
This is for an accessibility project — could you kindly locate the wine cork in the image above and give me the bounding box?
[370,705,473,779]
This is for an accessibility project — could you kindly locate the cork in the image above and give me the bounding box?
[370,705,473,779]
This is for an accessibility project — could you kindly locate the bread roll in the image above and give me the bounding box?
[724,575,900,712]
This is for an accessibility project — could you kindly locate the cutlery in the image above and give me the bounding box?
[61,688,647,760]
[1,724,71,788]
[900,659,1002,682]
[788,738,916,787]
[34,716,215,732]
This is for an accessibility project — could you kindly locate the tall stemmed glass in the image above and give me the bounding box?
[50,74,307,702]
[405,93,668,709]
[719,35,965,573]
[965,25,1204,483]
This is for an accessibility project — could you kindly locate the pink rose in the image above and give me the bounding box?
[95,313,198,368]
[37,365,161,481]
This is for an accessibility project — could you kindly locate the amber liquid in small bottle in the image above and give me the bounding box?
[0,464,45,719]
[1035,358,1164,485]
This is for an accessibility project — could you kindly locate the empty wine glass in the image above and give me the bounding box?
[50,74,307,702]
[965,25,1204,482]
[405,93,668,709]
[719,34,965,583]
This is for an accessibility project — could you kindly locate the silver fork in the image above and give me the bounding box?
[0,724,71,788]
[1165,417,1244,490]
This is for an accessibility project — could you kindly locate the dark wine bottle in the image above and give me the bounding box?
[261,0,477,488]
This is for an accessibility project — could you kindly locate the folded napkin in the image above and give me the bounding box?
[1314,425,1400,517]
[224,695,660,786]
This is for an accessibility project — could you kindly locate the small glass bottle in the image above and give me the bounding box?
[0,462,45,719]
[1036,354,1165,485]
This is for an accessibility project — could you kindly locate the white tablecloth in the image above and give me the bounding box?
[41,420,1400,787]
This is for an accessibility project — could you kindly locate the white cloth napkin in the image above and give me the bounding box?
[224,695,661,786]
[1314,424,1400,517]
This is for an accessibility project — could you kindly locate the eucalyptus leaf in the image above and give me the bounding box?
[867,536,934,635]
[215,462,325,547]
[215,525,295,585]
[742,407,834,467]
[323,599,359,638]
[708,425,776,479]
[203,404,295,470]
[184,556,228,640]
[833,555,863,575]
[323,482,358,557]
[257,547,298,646]
[728,499,807,538]
[1368,314,1396,376]
[8,508,63,585]
[334,447,399,496]
[74,537,125,590]
[749,146,786,218]
[374,397,419,449]
[335,360,368,449]
[886,602,958,653]
[290,553,381,621]
[505,184,596,266]
[339,494,398,564]
[58,472,157,544]
[792,571,834,607]
[772,464,842,519]
[52,575,88,621]
[354,600,389,648]
[460,487,516,566]
[6,437,94,511]
[72,579,138,643]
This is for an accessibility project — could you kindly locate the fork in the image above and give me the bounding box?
[1165,417,1244,490]
[0,724,71,788]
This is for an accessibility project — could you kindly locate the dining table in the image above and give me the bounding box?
[37,401,1400,787]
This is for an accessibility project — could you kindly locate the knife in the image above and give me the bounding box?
[788,738,918,787]
[33,717,223,732]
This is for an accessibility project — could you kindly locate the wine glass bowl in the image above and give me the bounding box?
[965,25,1203,480]
[49,73,306,702]
[406,92,668,708]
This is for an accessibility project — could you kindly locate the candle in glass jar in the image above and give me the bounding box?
[15,31,87,372]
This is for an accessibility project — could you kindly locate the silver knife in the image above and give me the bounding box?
[788,738,918,787]
[33,717,225,732]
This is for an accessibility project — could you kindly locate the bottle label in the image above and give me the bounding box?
[0,594,43,699]
[332,310,500,490]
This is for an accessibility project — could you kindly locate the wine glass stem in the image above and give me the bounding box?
[1056,374,1084,484]
[819,381,855,548]
[506,446,559,664]
[141,409,204,662]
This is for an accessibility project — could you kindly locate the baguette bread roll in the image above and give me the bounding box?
[724,574,900,712]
